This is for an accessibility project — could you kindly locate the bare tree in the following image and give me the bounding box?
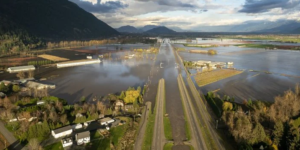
[28,138,42,150]
[28,71,35,78]
[97,101,106,114]
[16,71,26,79]
[60,114,68,125]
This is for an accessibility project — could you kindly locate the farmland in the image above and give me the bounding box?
[38,54,69,62]
[194,69,243,87]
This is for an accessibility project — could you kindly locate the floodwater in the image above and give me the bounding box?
[176,43,300,103]
[47,51,156,103]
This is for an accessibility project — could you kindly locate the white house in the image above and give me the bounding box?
[76,131,90,145]
[7,65,35,73]
[36,101,45,105]
[61,138,73,147]
[72,123,83,130]
[100,117,114,126]
[51,126,73,139]
[87,56,92,59]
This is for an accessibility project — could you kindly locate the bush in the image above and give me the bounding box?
[208,49,217,55]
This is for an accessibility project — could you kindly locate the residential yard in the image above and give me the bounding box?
[38,54,69,61]
[44,142,64,150]
[163,143,173,150]
[86,138,110,150]
[194,69,243,87]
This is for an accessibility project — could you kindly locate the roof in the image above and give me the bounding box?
[100,117,113,122]
[52,126,72,134]
[8,65,35,71]
[57,59,100,65]
[76,131,90,139]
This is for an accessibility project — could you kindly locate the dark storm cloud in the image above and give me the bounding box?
[239,0,300,13]
[136,0,196,8]
[70,0,128,13]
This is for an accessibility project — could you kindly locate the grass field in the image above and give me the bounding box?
[236,44,276,49]
[195,69,243,87]
[38,54,69,61]
[163,80,173,141]
[86,138,110,150]
[44,142,64,150]
[163,143,174,150]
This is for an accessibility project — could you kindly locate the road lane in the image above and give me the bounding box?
[152,79,165,150]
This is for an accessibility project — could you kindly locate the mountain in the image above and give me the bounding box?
[0,0,118,40]
[117,25,140,33]
[139,25,159,32]
[193,20,300,33]
[169,27,186,32]
[145,26,176,34]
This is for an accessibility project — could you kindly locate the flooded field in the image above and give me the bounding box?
[176,43,300,103]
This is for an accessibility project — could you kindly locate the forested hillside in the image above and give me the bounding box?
[0,0,118,56]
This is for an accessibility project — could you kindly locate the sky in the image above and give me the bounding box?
[69,0,300,30]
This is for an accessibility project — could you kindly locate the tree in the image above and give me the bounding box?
[80,96,86,104]
[28,71,34,78]
[286,124,300,150]
[16,71,25,79]
[0,82,8,93]
[60,114,68,125]
[272,121,284,146]
[28,138,42,150]
[12,85,20,92]
[222,102,233,111]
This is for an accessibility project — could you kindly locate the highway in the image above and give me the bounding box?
[151,78,165,150]
[177,74,207,150]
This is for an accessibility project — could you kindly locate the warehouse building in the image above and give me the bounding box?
[56,59,101,68]
[7,65,35,73]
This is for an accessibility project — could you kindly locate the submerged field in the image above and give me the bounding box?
[177,40,300,103]
[194,69,243,87]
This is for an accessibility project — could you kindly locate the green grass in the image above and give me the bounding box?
[163,143,174,150]
[86,138,110,150]
[235,44,276,49]
[110,125,126,148]
[189,145,195,150]
[177,77,191,141]
[142,80,160,150]
[163,80,173,141]
[184,44,217,48]
[44,142,64,150]
[90,130,102,140]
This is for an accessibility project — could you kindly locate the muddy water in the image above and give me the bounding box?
[177,44,300,103]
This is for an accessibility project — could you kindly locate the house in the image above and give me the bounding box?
[36,101,45,105]
[76,113,83,118]
[9,118,18,122]
[0,92,6,98]
[0,80,11,86]
[25,81,56,90]
[124,104,134,111]
[72,123,83,130]
[61,138,73,147]
[51,126,73,139]
[98,114,105,119]
[87,56,92,59]
[100,117,114,125]
[114,100,124,110]
[7,65,35,73]
[76,131,90,145]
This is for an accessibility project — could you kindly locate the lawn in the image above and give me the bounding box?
[163,143,173,150]
[44,142,64,150]
[194,69,243,87]
[86,138,110,150]
[110,124,127,149]
[90,130,102,140]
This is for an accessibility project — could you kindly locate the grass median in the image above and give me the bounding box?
[163,143,174,150]
[162,79,173,141]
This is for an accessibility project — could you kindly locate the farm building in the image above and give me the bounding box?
[56,59,101,68]
[51,125,73,139]
[7,65,35,73]
[61,138,73,148]
[100,117,114,125]
[25,81,56,90]
[76,131,90,145]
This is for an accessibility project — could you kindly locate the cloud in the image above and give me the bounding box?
[70,0,128,13]
[135,0,196,8]
[239,0,300,13]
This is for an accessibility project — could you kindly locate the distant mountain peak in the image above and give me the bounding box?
[145,26,176,34]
